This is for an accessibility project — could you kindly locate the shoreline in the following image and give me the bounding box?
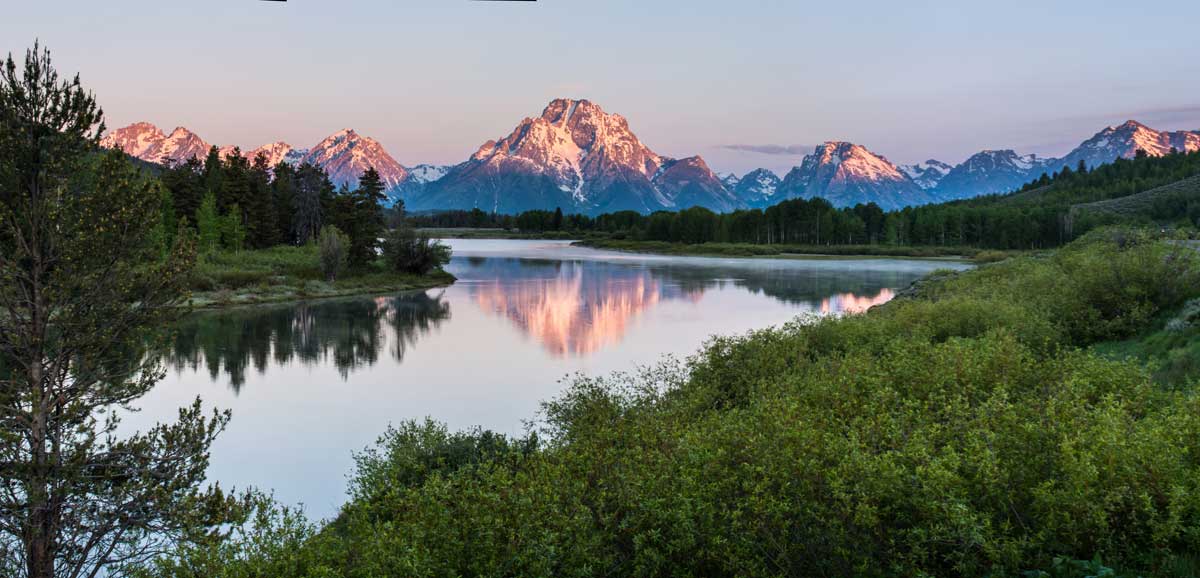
[182,270,457,311]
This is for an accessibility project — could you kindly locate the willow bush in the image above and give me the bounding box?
[144,229,1200,578]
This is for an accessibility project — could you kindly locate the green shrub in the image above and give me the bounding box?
[317,225,349,282]
[381,226,452,275]
[145,231,1200,578]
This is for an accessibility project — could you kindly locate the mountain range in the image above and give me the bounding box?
[102,106,1200,214]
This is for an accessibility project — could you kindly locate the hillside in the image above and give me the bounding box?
[1070,174,1200,224]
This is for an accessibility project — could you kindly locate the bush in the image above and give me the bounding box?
[381,226,452,275]
[317,225,349,282]
[144,231,1200,578]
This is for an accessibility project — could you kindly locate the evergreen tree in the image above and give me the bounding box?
[293,163,327,245]
[344,167,387,267]
[244,152,277,248]
[201,146,223,204]
[161,156,204,228]
[219,149,251,213]
[271,162,297,245]
[0,43,237,578]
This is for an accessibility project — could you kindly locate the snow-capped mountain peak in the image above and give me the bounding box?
[245,141,307,168]
[775,142,934,210]
[933,150,1048,201]
[729,168,782,208]
[301,129,409,191]
[410,98,737,215]
[817,142,909,182]
[899,159,954,190]
[99,121,166,159]
[405,164,451,184]
[99,122,211,165]
[1056,120,1200,170]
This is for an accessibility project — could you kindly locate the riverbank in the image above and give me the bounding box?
[184,245,456,309]
[573,238,1015,262]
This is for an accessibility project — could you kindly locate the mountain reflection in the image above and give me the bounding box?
[166,292,450,392]
[821,288,896,314]
[164,252,941,390]
[470,267,663,357]
[454,257,906,357]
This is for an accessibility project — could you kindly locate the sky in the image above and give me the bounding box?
[4,0,1200,176]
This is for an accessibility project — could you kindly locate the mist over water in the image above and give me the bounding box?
[131,240,968,518]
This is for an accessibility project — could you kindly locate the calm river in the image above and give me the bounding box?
[129,239,970,518]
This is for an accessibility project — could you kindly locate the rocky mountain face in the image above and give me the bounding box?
[726,168,782,208]
[101,123,412,204]
[407,99,740,215]
[406,164,452,184]
[390,164,452,205]
[247,141,308,168]
[925,121,1200,200]
[899,159,954,190]
[651,156,742,212]
[100,123,212,165]
[933,150,1047,201]
[301,129,409,193]
[1048,120,1200,172]
[776,142,935,210]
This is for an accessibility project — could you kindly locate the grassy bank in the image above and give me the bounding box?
[185,245,455,309]
[575,238,1018,262]
[144,228,1200,578]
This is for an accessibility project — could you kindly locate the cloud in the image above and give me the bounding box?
[718,144,815,156]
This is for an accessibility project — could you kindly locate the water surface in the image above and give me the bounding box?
[131,239,969,518]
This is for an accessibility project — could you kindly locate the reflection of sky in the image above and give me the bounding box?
[130,239,969,520]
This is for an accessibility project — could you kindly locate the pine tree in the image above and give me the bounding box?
[293,163,326,245]
[220,149,251,213]
[0,43,237,578]
[245,152,277,248]
[344,167,387,267]
[161,156,205,228]
[202,146,224,204]
[272,162,297,245]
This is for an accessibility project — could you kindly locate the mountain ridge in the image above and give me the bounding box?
[101,113,1200,215]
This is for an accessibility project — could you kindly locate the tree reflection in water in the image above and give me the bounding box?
[166,291,450,392]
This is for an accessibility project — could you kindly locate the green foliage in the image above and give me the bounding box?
[0,44,239,578]
[144,231,1200,577]
[185,243,454,308]
[325,167,387,268]
[220,202,246,252]
[317,225,349,282]
[136,492,323,578]
[1023,556,1127,578]
[380,225,452,275]
[195,191,221,255]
